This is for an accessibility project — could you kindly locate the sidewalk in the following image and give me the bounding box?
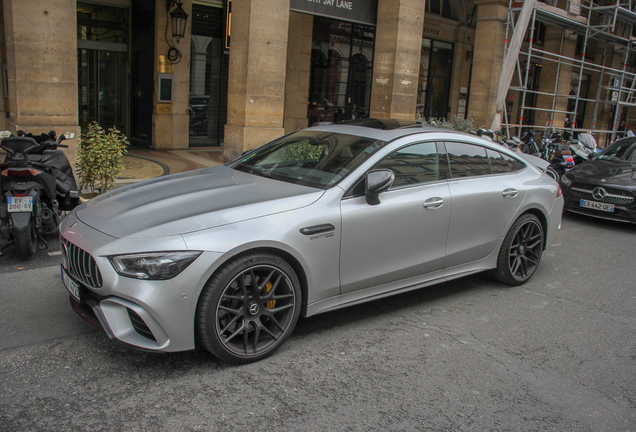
[117,146,224,185]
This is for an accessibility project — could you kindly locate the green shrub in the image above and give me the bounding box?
[76,122,129,194]
[416,113,476,133]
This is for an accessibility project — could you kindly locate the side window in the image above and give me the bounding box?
[445,142,492,178]
[487,149,511,173]
[502,153,526,172]
[376,142,440,189]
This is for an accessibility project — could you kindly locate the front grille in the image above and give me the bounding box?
[61,238,103,288]
[127,308,156,341]
[570,183,634,205]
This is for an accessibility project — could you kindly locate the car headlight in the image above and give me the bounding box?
[560,173,573,187]
[110,251,202,280]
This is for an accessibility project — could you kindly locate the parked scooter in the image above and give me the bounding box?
[0,130,79,257]
[519,129,540,155]
[569,133,601,164]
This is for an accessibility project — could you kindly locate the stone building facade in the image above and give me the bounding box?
[0,0,627,162]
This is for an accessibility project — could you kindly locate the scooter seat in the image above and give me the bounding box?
[553,150,572,156]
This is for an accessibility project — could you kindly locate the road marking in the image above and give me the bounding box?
[48,251,62,256]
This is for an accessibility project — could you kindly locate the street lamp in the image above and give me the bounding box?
[167,0,189,43]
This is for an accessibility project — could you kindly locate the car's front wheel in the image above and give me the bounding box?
[491,214,544,286]
[196,253,301,364]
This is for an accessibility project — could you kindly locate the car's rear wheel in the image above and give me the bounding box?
[196,253,301,364]
[491,214,544,286]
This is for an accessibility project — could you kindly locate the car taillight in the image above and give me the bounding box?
[0,168,42,179]
[557,185,563,198]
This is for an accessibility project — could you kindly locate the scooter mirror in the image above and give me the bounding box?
[0,130,11,138]
[63,131,76,140]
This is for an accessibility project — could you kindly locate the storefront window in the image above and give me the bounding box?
[417,39,454,121]
[308,17,375,126]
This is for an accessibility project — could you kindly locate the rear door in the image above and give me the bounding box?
[443,142,527,268]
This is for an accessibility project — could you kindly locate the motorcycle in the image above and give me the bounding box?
[569,133,601,165]
[0,130,79,257]
[519,129,540,156]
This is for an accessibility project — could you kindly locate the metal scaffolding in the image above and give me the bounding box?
[501,0,636,145]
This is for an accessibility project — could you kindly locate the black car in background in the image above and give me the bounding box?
[561,137,636,223]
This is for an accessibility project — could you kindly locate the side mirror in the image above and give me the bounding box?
[365,169,395,205]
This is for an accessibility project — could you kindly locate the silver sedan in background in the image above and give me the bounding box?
[60,120,563,363]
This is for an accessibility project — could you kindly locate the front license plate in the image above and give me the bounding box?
[61,266,81,302]
[580,199,615,213]
[7,196,33,213]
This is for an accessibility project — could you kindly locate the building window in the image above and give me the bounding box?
[308,17,375,125]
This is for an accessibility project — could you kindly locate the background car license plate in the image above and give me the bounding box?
[7,196,33,212]
[580,199,615,212]
[61,266,81,302]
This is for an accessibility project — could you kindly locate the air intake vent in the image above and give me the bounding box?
[127,308,156,341]
[61,238,103,288]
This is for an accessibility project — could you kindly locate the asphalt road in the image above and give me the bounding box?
[0,213,635,431]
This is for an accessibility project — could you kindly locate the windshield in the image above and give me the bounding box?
[597,139,636,163]
[232,130,387,189]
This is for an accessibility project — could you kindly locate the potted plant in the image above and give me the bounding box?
[76,122,129,197]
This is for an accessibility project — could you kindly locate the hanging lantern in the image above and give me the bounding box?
[168,1,189,43]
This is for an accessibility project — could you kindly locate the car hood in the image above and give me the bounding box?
[570,159,636,188]
[75,165,323,239]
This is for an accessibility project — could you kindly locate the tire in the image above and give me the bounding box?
[196,253,301,364]
[14,222,38,258]
[491,214,544,286]
[545,167,560,183]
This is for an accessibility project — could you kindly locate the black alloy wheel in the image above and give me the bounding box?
[196,253,301,364]
[491,214,544,286]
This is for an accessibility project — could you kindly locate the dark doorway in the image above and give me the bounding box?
[417,38,454,121]
[130,0,155,146]
[188,3,228,147]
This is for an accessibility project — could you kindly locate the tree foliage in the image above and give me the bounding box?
[76,122,129,194]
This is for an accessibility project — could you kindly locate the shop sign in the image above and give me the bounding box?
[290,0,378,26]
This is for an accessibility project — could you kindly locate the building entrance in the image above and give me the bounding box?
[77,2,129,134]
[308,17,375,126]
[417,39,454,121]
[188,2,228,147]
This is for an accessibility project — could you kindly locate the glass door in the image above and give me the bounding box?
[77,2,129,134]
[188,3,228,146]
[417,39,454,121]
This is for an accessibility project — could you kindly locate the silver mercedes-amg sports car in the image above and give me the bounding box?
[60,120,563,363]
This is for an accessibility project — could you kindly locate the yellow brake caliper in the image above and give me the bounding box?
[264,281,276,309]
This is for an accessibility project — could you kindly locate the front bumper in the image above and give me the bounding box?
[563,184,636,223]
[60,215,226,352]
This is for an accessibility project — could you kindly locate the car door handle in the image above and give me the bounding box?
[502,188,518,198]
[423,197,444,209]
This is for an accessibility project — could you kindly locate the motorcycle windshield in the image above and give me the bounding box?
[578,133,597,150]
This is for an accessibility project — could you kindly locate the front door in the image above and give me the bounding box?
[339,141,451,294]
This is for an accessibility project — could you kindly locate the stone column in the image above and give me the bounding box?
[534,27,577,131]
[153,0,192,150]
[369,0,425,120]
[2,0,80,161]
[467,0,509,129]
[283,12,313,134]
[223,0,290,162]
